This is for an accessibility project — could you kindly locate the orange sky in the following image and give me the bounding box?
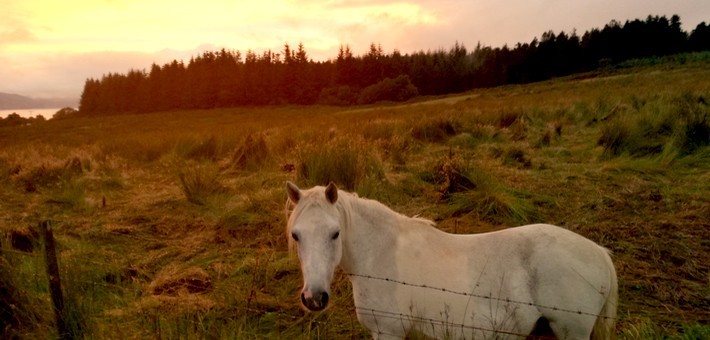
[1,0,709,100]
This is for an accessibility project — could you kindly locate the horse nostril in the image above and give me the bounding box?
[301,290,329,311]
[321,291,329,306]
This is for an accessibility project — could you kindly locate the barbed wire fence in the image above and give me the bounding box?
[346,273,615,321]
[343,270,617,339]
[1,220,614,339]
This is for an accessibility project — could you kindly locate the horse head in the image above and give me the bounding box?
[286,181,342,311]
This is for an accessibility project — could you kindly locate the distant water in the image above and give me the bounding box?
[0,108,61,119]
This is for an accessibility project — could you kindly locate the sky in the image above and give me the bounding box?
[1,0,709,101]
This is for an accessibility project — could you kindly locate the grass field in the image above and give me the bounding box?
[1,55,709,339]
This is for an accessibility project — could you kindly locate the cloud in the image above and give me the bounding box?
[0,48,200,98]
[0,27,37,45]
[2,0,709,99]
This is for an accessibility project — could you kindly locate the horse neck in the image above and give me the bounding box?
[337,194,401,274]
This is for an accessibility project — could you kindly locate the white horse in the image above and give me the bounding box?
[286,182,617,339]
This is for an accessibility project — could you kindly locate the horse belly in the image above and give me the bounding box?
[391,252,537,339]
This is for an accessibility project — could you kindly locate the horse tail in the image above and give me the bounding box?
[591,249,618,340]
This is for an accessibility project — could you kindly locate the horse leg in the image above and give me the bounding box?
[372,332,405,340]
[526,317,557,339]
[546,316,594,340]
[357,311,408,340]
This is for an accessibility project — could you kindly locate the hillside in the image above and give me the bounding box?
[0,60,708,338]
[0,92,77,110]
[77,16,710,115]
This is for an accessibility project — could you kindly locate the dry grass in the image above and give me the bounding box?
[0,60,709,338]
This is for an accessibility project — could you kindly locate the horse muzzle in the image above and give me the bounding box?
[301,289,330,311]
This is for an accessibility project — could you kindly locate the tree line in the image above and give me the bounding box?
[79,15,710,115]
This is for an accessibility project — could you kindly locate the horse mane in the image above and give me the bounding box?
[334,189,437,235]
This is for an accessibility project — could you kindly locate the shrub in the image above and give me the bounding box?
[318,86,359,106]
[52,107,79,120]
[357,75,418,105]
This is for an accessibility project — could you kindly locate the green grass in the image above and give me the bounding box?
[597,92,710,159]
[177,161,226,206]
[295,137,385,191]
[0,60,709,338]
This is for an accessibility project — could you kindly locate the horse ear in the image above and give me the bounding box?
[286,181,301,204]
[325,182,338,204]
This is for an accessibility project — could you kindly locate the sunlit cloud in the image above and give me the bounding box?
[2,0,441,55]
[1,0,708,98]
[0,27,37,46]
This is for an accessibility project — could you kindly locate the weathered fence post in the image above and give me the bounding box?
[39,220,69,339]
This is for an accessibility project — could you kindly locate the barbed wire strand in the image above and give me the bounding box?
[347,272,615,321]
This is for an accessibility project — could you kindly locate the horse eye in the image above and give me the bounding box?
[291,232,299,242]
[332,231,340,240]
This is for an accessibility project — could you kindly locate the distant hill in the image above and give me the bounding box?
[0,92,78,110]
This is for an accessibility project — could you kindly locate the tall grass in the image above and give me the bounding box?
[177,162,226,205]
[423,152,540,225]
[410,117,459,143]
[597,92,710,159]
[176,135,221,162]
[231,134,270,171]
[0,248,46,338]
[296,138,384,191]
[446,180,540,226]
[620,318,710,340]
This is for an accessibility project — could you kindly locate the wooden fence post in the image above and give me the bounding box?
[39,220,69,339]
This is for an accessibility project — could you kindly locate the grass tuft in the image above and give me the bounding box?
[498,109,522,128]
[423,151,540,225]
[501,146,533,168]
[231,134,270,170]
[177,162,226,205]
[296,139,384,191]
[182,135,220,162]
[429,150,477,197]
[598,92,710,159]
[448,187,540,225]
[411,117,459,143]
